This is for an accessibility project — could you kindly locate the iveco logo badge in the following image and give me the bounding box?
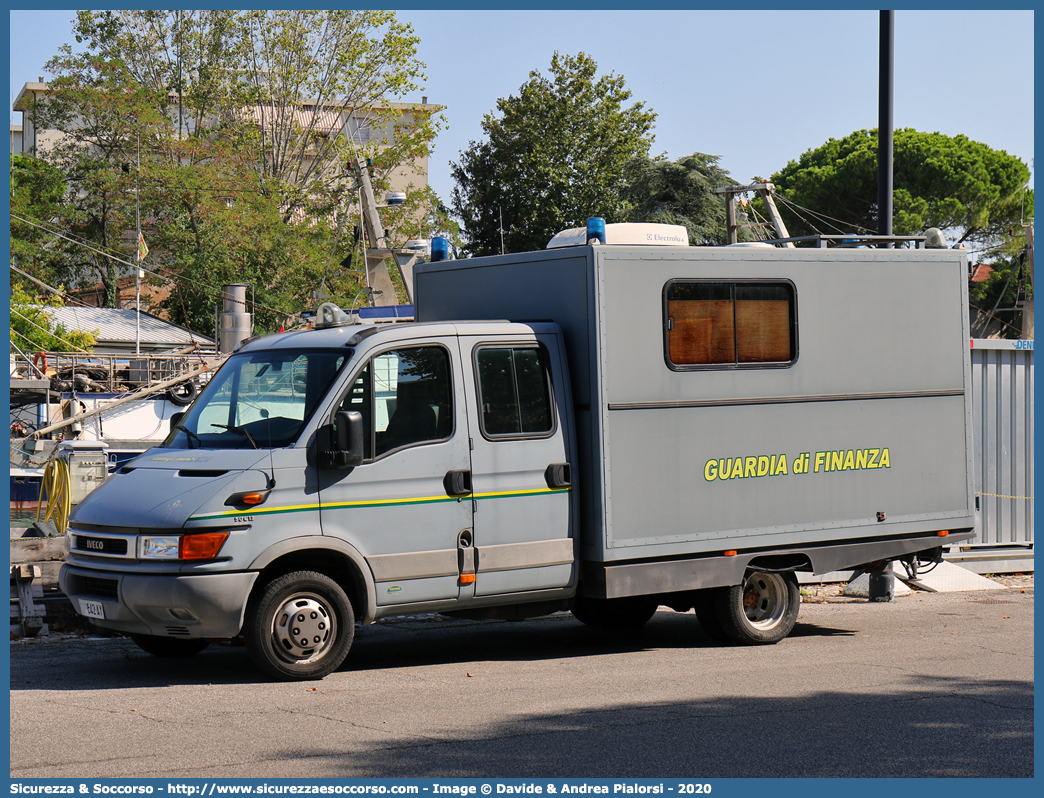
[386,585,402,594]
[84,539,104,550]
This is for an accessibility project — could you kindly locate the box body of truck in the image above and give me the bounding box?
[415,243,976,595]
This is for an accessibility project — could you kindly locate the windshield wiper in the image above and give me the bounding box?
[211,423,260,449]
[178,426,204,449]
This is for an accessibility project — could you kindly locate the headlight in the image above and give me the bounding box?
[140,537,180,559]
[139,532,230,561]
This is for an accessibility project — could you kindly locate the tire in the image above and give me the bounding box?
[693,588,731,643]
[167,380,198,406]
[571,595,658,630]
[245,571,354,681]
[713,570,800,645]
[130,633,210,658]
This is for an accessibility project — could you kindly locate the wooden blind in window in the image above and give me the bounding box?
[667,299,734,364]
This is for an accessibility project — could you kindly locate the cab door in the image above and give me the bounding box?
[318,341,473,607]
[456,331,575,597]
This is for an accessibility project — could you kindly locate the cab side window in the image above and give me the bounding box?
[340,346,453,459]
[476,346,554,438]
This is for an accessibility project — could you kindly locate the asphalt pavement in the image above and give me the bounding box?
[9,584,1034,779]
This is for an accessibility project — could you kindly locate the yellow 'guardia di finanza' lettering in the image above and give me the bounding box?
[705,448,890,482]
[813,448,890,473]
[704,454,789,481]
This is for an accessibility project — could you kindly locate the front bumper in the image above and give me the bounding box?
[59,564,258,639]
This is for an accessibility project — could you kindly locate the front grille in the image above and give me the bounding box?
[73,535,129,556]
[166,626,191,636]
[80,576,119,599]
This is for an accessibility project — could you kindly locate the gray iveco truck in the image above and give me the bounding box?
[60,224,976,679]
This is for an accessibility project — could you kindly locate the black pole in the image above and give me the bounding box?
[877,10,894,245]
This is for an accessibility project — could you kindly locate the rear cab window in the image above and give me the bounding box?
[474,346,555,439]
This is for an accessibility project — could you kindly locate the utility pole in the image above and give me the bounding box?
[135,131,142,355]
[877,10,895,245]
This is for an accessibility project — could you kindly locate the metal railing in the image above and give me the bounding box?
[761,234,930,248]
[11,350,218,394]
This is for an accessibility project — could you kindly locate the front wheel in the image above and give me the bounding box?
[130,633,209,658]
[713,571,799,645]
[245,571,355,681]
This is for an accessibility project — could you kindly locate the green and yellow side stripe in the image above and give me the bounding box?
[190,486,570,522]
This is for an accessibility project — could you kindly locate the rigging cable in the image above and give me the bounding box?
[772,194,874,236]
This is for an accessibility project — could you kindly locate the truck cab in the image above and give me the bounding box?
[60,320,577,679]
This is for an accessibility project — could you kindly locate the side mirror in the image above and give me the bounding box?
[319,410,364,469]
[170,412,184,431]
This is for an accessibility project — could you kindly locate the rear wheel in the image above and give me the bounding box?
[245,571,354,681]
[713,571,799,645]
[571,595,658,629]
[130,633,209,658]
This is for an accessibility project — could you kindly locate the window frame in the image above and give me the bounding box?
[472,343,558,442]
[662,278,799,371]
[333,343,456,462]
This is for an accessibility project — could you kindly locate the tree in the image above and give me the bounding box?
[9,154,73,289]
[10,285,97,355]
[620,153,736,246]
[969,250,1033,338]
[451,52,656,256]
[771,129,1032,252]
[18,10,444,332]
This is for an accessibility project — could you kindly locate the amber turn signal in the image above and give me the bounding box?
[460,573,476,584]
[937,530,949,536]
[180,532,230,560]
[723,550,738,556]
[224,489,271,507]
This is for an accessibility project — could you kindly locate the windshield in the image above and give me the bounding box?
[164,349,351,449]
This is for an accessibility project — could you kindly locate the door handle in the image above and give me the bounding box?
[544,462,571,489]
[444,469,472,497]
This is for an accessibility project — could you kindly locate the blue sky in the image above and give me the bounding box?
[10,8,1035,208]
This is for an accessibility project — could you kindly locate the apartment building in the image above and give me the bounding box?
[12,80,435,198]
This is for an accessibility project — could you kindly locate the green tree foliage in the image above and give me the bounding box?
[969,250,1033,338]
[10,285,97,355]
[451,52,656,256]
[17,10,444,333]
[9,154,72,286]
[620,153,735,245]
[771,129,1032,251]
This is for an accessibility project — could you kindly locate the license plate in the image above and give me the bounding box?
[79,599,106,620]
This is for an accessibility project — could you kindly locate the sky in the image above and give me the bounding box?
[8,8,1036,208]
